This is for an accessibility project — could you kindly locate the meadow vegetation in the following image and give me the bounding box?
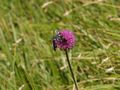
[0,0,120,90]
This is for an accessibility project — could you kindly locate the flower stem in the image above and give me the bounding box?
[65,50,79,90]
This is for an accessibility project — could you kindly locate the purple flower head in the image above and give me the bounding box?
[53,30,75,50]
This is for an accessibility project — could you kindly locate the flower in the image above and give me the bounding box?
[53,30,75,50]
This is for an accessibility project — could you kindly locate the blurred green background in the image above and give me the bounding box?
[0,0,120,90]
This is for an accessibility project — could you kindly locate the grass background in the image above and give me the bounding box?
[0,0,120,90]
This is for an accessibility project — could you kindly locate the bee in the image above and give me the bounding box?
[52,31,62,51]
[52,30,66,51]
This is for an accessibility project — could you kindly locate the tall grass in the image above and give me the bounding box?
[0,0,120,90]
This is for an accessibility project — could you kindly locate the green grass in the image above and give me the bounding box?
[0,0,120,90]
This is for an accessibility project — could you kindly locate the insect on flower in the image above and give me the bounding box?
[52,30,75,50]
[52,31,62,51]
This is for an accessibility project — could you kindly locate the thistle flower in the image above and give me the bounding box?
[52,30,78,90]
[53,30,75,50]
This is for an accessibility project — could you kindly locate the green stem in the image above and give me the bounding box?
[65,50,79,90]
